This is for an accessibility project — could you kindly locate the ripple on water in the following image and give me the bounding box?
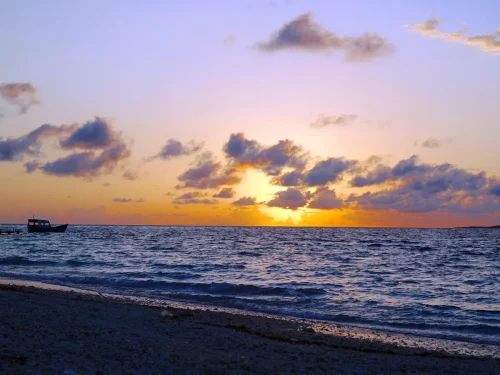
[1,226,499,345]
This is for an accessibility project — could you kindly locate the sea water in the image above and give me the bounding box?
[1,226,499,345]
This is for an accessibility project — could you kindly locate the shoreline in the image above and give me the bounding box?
[1,277,498,350]
[1,280,499,374]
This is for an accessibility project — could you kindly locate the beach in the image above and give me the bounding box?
[1,282,498,374]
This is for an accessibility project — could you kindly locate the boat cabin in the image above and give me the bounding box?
[28,219,52,228]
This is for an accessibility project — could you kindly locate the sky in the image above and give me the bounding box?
[1,0,499,227]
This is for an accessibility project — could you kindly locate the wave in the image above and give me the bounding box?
[238,251,263,257]
[65,259,90,267]
[0,256,58,266]
[55,277,326,297]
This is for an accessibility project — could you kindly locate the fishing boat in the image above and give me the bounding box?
[27,218,68,233]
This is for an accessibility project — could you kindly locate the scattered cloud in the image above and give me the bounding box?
[39,143,131,178]
[308,187,344,210]
[177,152,242,189]
[304,157,357,186]
[61,117,118,150]
[0,124,76,161]
[410,19,466,42]
[489,183,500,196]
[112,198,144,203]
[270,170,304,186]
[151,139,203,160]
[232,197,257,206]
[9,121,500,218]
[0,83,40,114]
[420,137,454,149]
[351,165,392,187]
[224,133,308,176]
[17,118,132,178]
[256,12,394,62]
[123,169,138,180]
[267,188,311,210]
[465,31,500,53]
[310,114,358,128]
[172,191,218,205]
[24,160,41,173]
[213,187,235,198]
[409,19,500,54]
[348,157,493,213]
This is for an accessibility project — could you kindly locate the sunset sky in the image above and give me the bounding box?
[1,0,499,227]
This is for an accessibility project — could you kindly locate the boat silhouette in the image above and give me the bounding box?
[27,218,68,233]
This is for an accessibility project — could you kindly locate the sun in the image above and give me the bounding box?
[259,206,304,225]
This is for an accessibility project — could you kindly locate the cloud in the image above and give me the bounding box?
[1,117,131,179]
[0,83,40,113]
[465,31,500,53]
[24,160,41,173]
[409,19,500,54]
[410,19,466,41]
[224,133,308,176]
[256,12,394,61]
[0,124,75,161]
[177,152,242,189]
[304,157,357,186]
[308,187,344,210]
[392,155,433,177]
[232,197,257,206]
[350,155,459,187]
[61,117,118,150]
[123,169,138,180]
[172,191,218,205]
[14,118,132,178]
[351,165,392,187]
[421,137,454,149]
[349,188,443,213]
[267,188,311,210]
[112,198,144,203]
[213,187,235,198]
[310,114,358,128]
[39,143,131,177]
[489,183,500,196]
[151,139,203,160]
[348,156,494,213]
[270,170,304,186]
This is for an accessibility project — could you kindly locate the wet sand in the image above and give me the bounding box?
[0,281,499,374]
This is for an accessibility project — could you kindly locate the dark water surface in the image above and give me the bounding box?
[1,226,499,345]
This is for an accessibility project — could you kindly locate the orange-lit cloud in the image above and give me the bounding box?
[177,152,242,189]
[4,125,500,227]
[213,187,235,198]
[410,19,500,54]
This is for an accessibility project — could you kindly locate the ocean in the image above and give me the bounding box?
[1,226,499,345]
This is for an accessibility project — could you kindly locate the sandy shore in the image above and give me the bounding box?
[0,281,499,374]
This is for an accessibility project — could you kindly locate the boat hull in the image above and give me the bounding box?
[27,224,68,233]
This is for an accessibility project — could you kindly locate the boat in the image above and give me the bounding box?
[27,219,68,233]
